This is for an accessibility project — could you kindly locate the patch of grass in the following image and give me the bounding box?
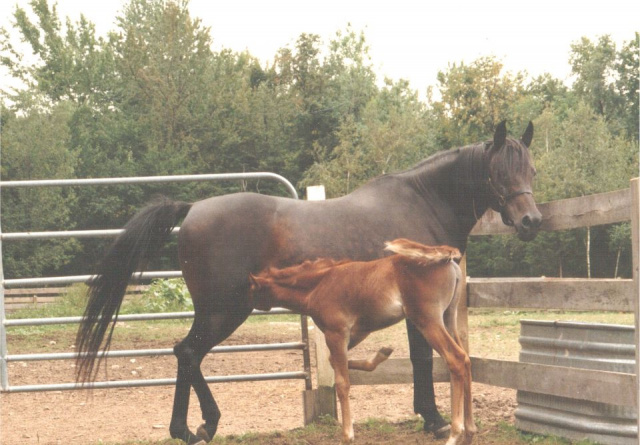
[494,421,603,444]
[101,419,601,444]
[7,283,89,319]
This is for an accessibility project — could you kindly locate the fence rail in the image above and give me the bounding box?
[0,172,312,394]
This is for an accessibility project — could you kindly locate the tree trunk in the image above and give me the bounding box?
[614,247,621,278]
[586,226,591,279]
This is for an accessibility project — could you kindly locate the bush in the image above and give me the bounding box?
[142,279,193,312]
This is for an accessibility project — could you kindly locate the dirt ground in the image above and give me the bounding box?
[1,320,516,444]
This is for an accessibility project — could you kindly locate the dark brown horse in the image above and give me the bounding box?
[249,240,473,444]
[76,121,541,444]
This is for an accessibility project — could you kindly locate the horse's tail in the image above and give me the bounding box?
[384,238,461,266]
[75,197,192,384]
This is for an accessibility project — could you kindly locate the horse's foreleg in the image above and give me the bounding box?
[406,320,449,437]
[325,331,354,443]
[348,347,393,372]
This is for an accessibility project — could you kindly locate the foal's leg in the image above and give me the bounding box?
[444,288,476,442]
[415,320,470,445]
[324,330,355,443]
[348,347,393,372]
[406,320,449,436]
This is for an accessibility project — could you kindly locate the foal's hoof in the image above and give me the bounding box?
[424,417,451,439]
[379,347,394,358]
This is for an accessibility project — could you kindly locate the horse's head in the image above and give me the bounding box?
[485,121,542,241]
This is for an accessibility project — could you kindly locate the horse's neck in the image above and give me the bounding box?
[401,144,490,240]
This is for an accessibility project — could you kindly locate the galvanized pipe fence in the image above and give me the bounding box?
[0,172,313,393]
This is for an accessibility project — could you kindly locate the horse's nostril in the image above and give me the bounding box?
[522,214,542,229]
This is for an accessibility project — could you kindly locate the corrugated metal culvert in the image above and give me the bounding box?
[516,320,638,444]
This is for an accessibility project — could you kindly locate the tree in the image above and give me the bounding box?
[430,56,530,148]
[533,103,635,277]
[114,0,213,174]
[1,100,79,278]
[0,0,117,108]
[570,34,639,141]
[300,78,433,197]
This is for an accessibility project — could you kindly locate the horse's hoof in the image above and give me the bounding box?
[379,347,394,357]
[424,417,450,439]
[187,436,207,445]
[196,423,212,443]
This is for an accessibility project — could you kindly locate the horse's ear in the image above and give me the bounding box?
[521,121,534,148]
[493,120,507,149]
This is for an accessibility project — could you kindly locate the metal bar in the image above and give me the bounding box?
[3,371,308,393]
[0,229,6,391]
[630,178,640,441]
[2,229,128,240]
[7,342,306,362]
[0,172,298,199]
[0,171,308,396]
[3,271,183,287]
[3,308,293,327]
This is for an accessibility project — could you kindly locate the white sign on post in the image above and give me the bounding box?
[306,185,326,202]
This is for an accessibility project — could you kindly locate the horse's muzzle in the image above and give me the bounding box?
[515,211,542,241]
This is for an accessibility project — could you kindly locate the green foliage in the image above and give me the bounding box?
[8,283,88,320]
[1,100,80,278]
[141,279,193,312]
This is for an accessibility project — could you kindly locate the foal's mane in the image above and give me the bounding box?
[258,258,350,290]
[384,238,461,266]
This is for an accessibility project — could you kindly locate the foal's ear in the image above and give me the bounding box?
[521,121,534,148]
[493,120,507,149]
[248,274,261,290]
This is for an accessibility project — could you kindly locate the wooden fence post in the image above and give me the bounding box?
[630,178,639,443]
[302,186,338,424]
[458,255,470,353]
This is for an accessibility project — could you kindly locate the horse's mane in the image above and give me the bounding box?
[257,258,350,290]
[384,238,461,266]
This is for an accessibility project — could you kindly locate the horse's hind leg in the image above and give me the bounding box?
[170,309,251,444]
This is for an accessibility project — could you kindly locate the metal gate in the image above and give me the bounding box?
[0,172,312,393]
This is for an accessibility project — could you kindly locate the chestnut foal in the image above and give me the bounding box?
[249,239,475,444]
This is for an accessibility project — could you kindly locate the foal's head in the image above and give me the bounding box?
[249,258,346,310]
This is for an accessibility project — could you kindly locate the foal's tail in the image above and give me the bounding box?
[75,197,192,384]
[384,238,461,266]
